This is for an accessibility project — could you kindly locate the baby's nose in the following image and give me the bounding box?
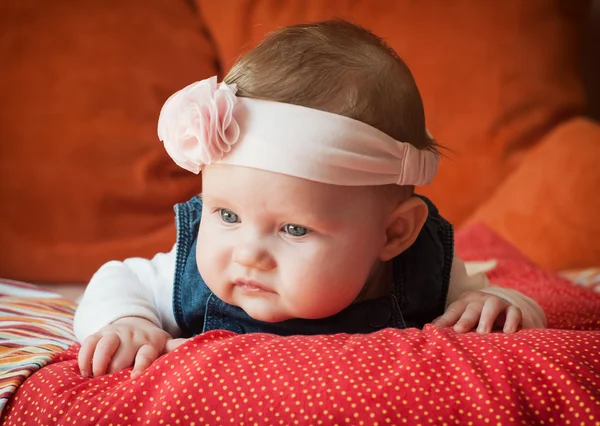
[232,241,276,271]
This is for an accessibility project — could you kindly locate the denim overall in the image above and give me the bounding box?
[172,196,453,337]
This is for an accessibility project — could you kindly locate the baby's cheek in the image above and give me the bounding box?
[195,246,208,277]
[284,269,363,319]
[195,232,220,283]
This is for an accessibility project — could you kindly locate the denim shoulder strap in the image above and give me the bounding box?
[172,196,212,336]
[391,195,454,327]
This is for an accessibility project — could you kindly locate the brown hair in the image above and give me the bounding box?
[224,19,437,153]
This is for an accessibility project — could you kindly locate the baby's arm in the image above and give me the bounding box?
[433,252,547,333]
[74,247,180,378]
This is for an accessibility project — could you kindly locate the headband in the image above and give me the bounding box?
[158,76,439,186]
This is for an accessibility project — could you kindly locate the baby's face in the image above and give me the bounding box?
[196,164,390,322]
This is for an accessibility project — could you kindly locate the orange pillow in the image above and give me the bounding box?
[196,0,594,271]
[468,118,600,270]
[0,1,217,283]
[0,1,594,283]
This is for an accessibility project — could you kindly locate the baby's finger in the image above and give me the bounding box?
[477,297,506,334]
[78,334,102,377]
[107,341,140,374]
[131,344,160,379]
[432,300,466,328]
[92,334,120,377]
[503,305,523,334]
[454,303,483,333]
[165,338,189,353]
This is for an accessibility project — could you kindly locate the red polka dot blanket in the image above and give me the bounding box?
[2,224,599,425]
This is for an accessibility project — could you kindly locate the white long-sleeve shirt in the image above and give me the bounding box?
[73,247,546,342]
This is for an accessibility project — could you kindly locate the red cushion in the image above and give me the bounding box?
[2,225,599,424]
[4,327,599,425]
[456,224,600,331]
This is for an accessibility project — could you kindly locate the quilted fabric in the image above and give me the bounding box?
[0,280,76,415]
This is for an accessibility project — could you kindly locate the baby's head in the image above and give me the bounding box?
[159,20,438,323]
[225,20,436,154]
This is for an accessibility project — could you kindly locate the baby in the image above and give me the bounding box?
[74,20,546,379]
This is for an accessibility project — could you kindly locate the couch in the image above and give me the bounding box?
[1,0,599,285]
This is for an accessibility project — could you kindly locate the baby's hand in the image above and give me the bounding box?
[432,290,522,334]
[78,317,172,379]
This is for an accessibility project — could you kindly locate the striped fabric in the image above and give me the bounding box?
[0,278,76,415]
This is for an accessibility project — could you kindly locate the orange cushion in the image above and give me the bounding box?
[468,118,600,271]
[0,1,218,283]
[0,0,594,282]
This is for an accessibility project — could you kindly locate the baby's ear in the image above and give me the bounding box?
[379,196,428,261]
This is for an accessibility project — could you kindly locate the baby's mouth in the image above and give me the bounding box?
[233,279,275,293]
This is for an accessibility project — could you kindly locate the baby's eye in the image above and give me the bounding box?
[219,209,239,224]
[283,224,309,237]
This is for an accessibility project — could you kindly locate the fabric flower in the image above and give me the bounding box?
[158,76,240,173]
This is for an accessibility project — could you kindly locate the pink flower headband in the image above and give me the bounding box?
[158,76,439,186]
